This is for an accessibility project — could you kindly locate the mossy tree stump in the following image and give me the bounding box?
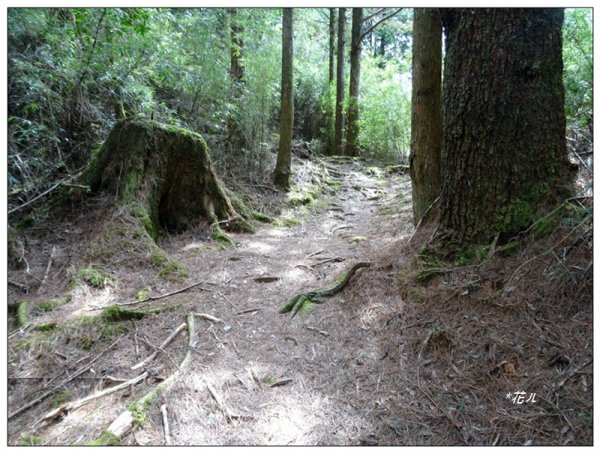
[85,120,252,238]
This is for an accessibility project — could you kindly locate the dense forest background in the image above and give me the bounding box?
[8,7,590,203]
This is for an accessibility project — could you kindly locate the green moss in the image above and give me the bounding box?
[37,300,59,312]
[130,204,158,240]
[17,434,42,446]
[251,211,274,223]
[149,249,189,278]
[14,300,28,327]
[35,322,58,332]
[136,289,150,301]
[274,217,301,228]
[102,305,146,323]
[351,236,367,244]
[213,226,235,248]
[78,267,112,288]
[87,431,120,446]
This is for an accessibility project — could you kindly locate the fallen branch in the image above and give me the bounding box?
[36,372,148,426]
[118,281,212,307]
[91,313,197,445]
[9,337,121,420]
[281,261,372,318]
[131,322,186,371]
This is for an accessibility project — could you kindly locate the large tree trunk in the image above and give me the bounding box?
[86,120,251,236]
[273,8,294,190]
[409,8,442,225]
[439,9,573,245]
[328,8,337,85]
[345,8,363,157]
[333,8,346,155]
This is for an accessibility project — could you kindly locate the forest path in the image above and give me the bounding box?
[9,159,416,446]
[143,160,415,445]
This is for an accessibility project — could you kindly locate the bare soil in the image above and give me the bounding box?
[7,157,593,446]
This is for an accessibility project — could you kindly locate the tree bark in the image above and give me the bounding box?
[438,9,573,245]
[333,8,346,155]
[273,8,294,190]
[345,8,363,157]
[227,8,245,148]
[328,8,337,85]
[409,8,442,225]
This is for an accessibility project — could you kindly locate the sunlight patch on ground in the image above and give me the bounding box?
[284,266,310,282]
[71,285,116,317]
[181,241,210,251]
[245,240,276,254]
[265,228,290,238]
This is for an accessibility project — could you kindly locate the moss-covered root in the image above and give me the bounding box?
[11,300,29,328]
[89,313,196,445]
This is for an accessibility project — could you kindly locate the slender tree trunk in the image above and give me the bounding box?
[273,9,294,190]
[438,8,572,245]
[328,8,337,84]
[345,8,363,157]
[227,8,245,148]
[229,8,244,83]
[409,8,442,224]
[333,8,346,155]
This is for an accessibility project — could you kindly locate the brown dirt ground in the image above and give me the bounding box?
[7,157,593,446]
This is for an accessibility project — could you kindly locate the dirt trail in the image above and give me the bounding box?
[9,161,416,445]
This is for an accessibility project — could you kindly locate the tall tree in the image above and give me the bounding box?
[438,9,573,245]
[409,8,442,224]
[345,8,363,157]
[345,8,403,156]
[273,8,294,189]
[332,7,346,155]
[328,8,337,84]
[227,8,245,147]
[229,8,244,83]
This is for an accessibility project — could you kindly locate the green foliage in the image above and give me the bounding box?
[563,8,592,129]
[358,57,411,162]
[17,434,43,446]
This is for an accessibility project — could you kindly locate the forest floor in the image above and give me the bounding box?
[7,155,593,446]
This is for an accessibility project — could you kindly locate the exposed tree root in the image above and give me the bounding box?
[280,261,372,318]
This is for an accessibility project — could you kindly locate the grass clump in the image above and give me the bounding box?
[149,249,189,278]
[78,267,112,288]
[87,431,120,446]
[17,434,43,446]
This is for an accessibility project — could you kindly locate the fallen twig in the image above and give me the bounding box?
[36,372,149,426]
[118,281,212,307]
[9,337,121,420]
[207,382,242,421]
[131,322,186,371]
[160,404,172,445]
[193,313,223,323]
[305,325,330,336]
[37,246,57,295]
